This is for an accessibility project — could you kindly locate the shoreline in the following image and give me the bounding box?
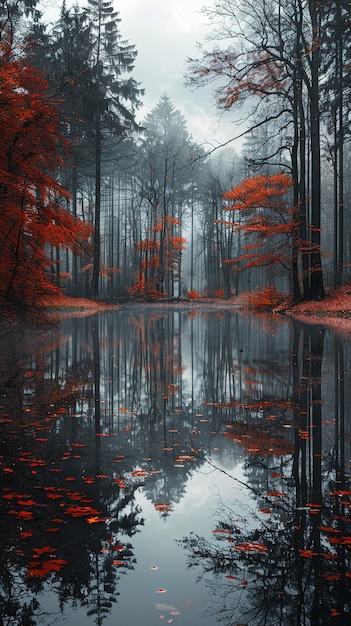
[3,283,351,336]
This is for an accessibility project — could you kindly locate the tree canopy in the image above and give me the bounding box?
[0,36,92,316]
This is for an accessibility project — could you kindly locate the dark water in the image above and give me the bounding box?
[0,307,350,625]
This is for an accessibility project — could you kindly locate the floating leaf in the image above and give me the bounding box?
[26,558,68,578]
[131,470,148,478]
[114,478,126,488]
[17,499,38,507]
[322,552,338,560]
[46,493,63,500]
[33,546,56,556]
[298,549,318,558]
[318,526,342,534]
[154,503,173,513]
[234,542,268,553]
[8,509,33,520]
[64,505,103,518]
[155,604,179,613]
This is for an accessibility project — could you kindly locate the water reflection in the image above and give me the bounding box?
[0,310,350,624]
[181,322,351,625]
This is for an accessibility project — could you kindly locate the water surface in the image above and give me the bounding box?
[0,307,350,625]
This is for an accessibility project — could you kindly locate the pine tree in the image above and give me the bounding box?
[132,95,203,298]
[24,0,143,299]
[86,0,143,299]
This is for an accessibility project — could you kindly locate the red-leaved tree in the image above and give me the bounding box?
[0,38,92,315]
[131,216,186,299]
[218,173,296,300]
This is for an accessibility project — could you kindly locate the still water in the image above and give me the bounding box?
[0,306,350,625]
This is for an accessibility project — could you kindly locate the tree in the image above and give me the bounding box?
[131,95,203,298]
[130,216,186,299]
[219,173,295,296]
[85,0,143,299]
[26,0,143,300]
[187,0,328,300]
[0,37,92,315]
[0,0,40,43]
[321,0,351,287]
[196,151,245,298]
[24,4,91,296]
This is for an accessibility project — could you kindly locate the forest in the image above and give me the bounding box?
[1,0,350,317]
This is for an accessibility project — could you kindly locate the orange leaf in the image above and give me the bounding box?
[298,549,318,558]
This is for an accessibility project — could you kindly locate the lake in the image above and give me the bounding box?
[0,306,350,625]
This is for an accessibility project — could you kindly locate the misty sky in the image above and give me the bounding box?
[42,0,237,149]
[119,0,233,146]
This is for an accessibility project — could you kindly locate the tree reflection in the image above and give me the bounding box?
[1,312,351,624]
[0,322,143,625]
[180,323,351,625]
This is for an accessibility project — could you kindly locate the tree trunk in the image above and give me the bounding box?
[307,0,324,299]
[91,95,101,299]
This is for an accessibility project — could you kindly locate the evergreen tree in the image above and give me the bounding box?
[86,0,143,298]
[132,95,204,298]
[25,0,143,299]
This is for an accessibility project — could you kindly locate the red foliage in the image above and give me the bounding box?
[131,215,186,299]
[223,173,293,209]
[198,50,286,110]
[0,38,92,313]
[215,289,225,298]
[219,174,296,280]
[246,286,284,312]
[187,289,200,300]
[129,274,166,300]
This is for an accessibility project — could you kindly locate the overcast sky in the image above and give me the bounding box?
[42,0,238,149]
[118,0,231,147]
